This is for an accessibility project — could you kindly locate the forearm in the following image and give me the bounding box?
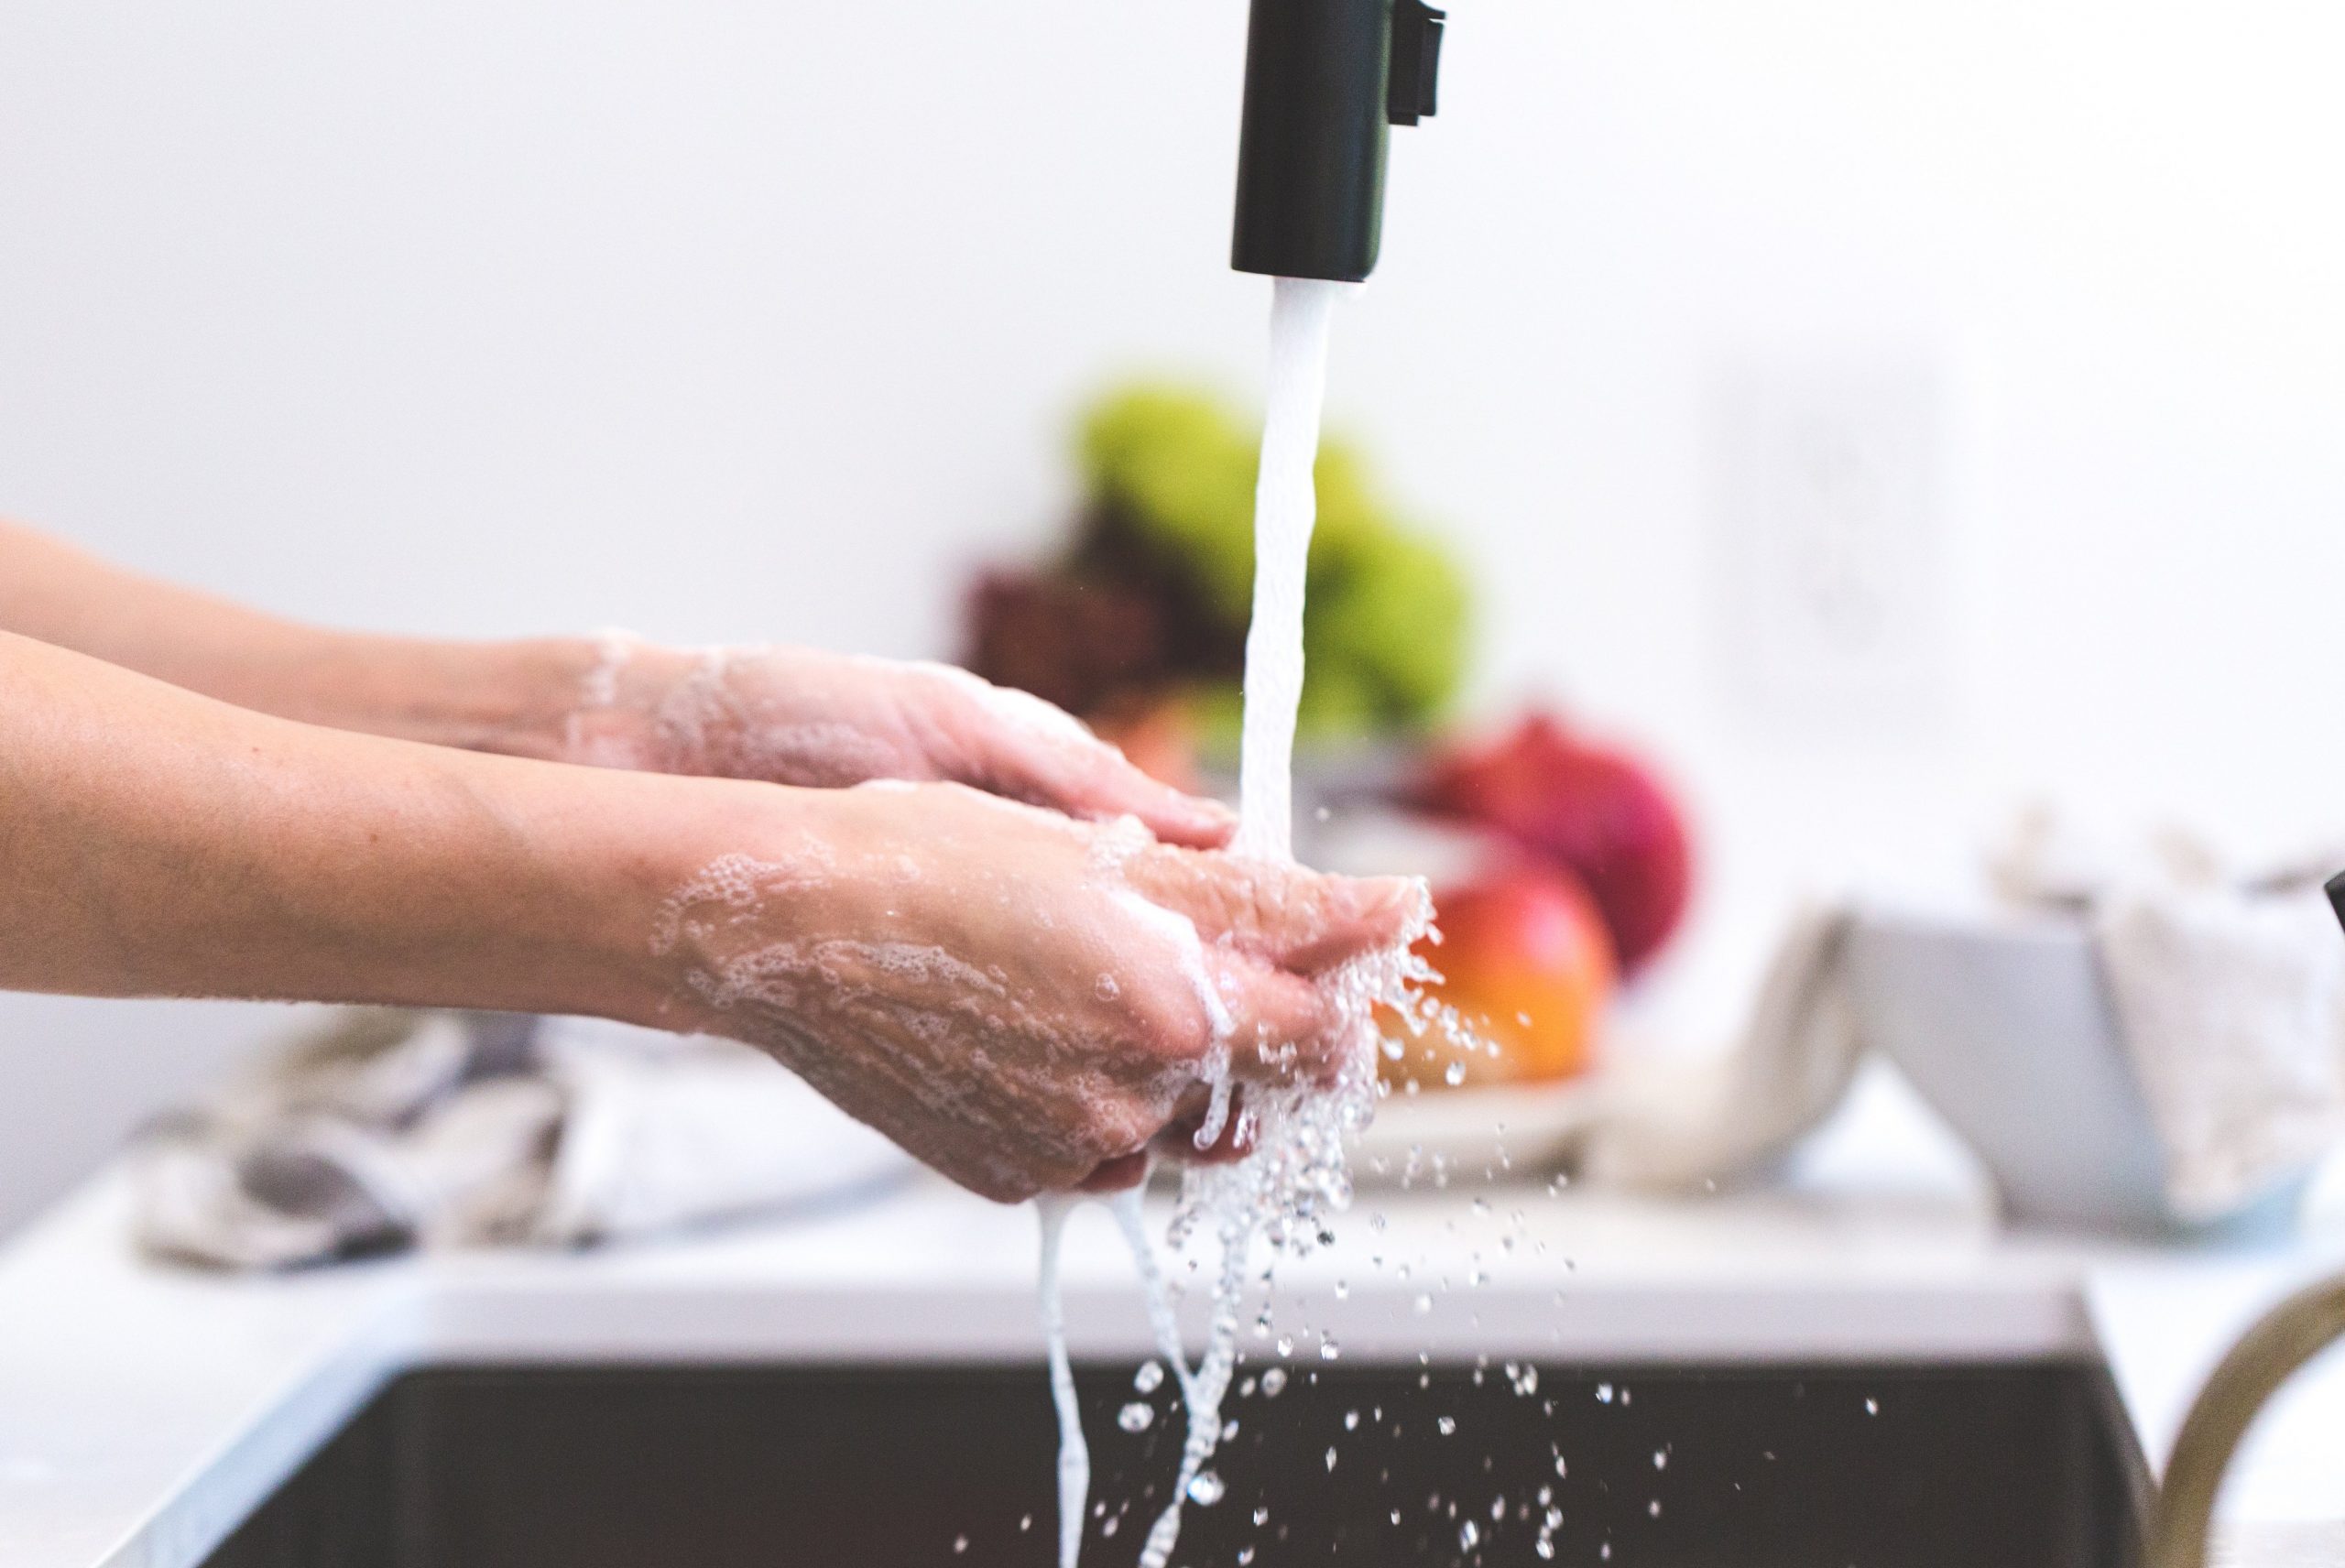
[0,628,719,1019]
[0,518,597,756]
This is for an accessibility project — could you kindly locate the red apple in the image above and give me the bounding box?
[1386,864,1616,1089]
[1412,711,1693,975]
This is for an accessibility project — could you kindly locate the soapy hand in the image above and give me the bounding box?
[559,639,1234,849]
[655,782,1419,1203]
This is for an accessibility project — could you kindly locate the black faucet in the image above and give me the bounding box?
[1231,0,1446,283]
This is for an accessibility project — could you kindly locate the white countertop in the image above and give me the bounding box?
[2,1109,2342,1568]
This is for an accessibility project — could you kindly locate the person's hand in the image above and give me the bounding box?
[557,640,1234,849]
[652,781,1422,1203]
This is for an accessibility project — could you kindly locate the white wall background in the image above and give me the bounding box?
[4,0,2343,1234]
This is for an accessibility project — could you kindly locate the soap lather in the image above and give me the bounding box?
[1232,0,1445,283]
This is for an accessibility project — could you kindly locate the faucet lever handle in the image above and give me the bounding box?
[1388,1,1445,126]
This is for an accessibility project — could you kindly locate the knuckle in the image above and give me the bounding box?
[1126,990,1213,1065]
[1092,1100,1162,1160]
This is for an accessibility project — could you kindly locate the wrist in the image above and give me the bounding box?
[296,631,614,760]
[529,765,834,1034]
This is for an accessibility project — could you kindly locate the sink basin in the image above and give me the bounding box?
[199,1359,2145,1567]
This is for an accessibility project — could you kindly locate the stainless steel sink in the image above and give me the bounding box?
[198,1360,2147,1567]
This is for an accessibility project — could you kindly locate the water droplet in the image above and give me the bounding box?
[1491,1497,1506,1520]
[1333,1279,1349,1300]
[1437,1415,1457,1435]
[1252,1507,1271,1527]
[1132,1360,1164,1393]
[1596,1383,1614,1404]
[1020,1515,1032,1532]
[1319,1340,1341,1361]
[1188,1471,1226,1507]
[1094,973,1120,1001]
[1345,1409,1360,1431]
[1649,1499,1663,1519]
[1444,1061,1467,1086]
[1536,1540,1556,1560]
[1325,1446,1338,1471]
[1653,1448,1668,1470]
[1546,1506,1564,1528]
[1458,1520,1481,1551]
[1413,1292,1434,1314]
[1260,1367,1288,1397]
[953,1535,968,1553]
[1274,1334,1295,1357]
[1238,1550,1256,1566]
[1118,1402,1154,1433]
[1865,1397,1881,1416]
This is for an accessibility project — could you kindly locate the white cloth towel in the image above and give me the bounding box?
[135,1010,911,1269]
[1562,907,1863,1192]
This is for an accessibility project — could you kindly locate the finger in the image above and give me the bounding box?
[1076,1150,1154,1193]
[1005,730,1237,850]
[1128,851,1424,975]
[1209,958,1347,1085]
[1153,1084,1256,1165]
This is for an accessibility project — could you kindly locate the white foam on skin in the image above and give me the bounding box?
[1108,887,1237,1047]
[584,641,1121,789]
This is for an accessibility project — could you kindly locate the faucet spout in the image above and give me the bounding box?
[1231,0,1445,283]
[2148,1271,2345,1568]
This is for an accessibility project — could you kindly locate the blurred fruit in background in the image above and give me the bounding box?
[1090,697,1204,795]
[968,381,1698,1091]
[964,383,1473,765]
[1412,711,1694,975]
[1385,862,1617,1090]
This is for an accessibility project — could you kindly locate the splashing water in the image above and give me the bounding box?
[1141,277,1351,1568]
[1033,277,1442,1568]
